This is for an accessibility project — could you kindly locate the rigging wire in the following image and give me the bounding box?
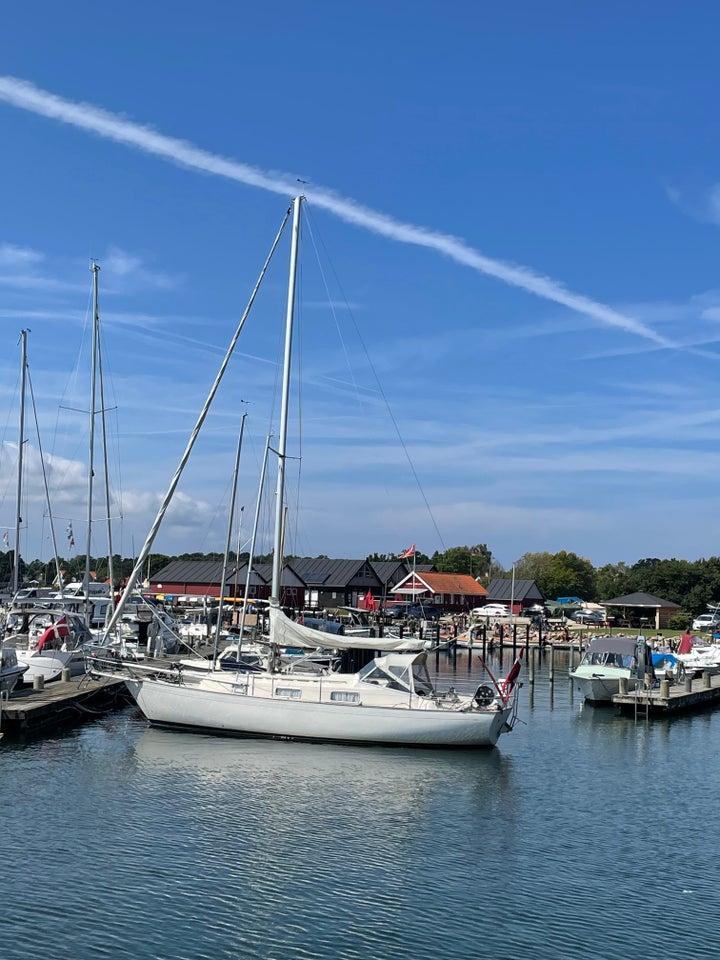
[303,203,446,551]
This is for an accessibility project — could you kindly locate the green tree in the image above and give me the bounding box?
[431,544,493,576]
[514,550,597,600]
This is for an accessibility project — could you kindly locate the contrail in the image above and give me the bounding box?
[0,75,673,348]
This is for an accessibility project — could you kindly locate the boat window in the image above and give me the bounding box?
[274,688,302,699]
[411,662,434,695]
[330,691,360,703]
[357,664,386,684]
[387,664,411,689]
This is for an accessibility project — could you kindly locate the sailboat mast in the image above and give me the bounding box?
[271,195,302,601]
[12,329,28,597]
[213,412,247,661]
[85,263,100,596]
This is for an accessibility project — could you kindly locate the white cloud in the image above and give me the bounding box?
[0,242,44,267]
[0,75,679,350]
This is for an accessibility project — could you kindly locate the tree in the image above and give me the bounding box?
[431,544,493,576]
[514,550,597,601]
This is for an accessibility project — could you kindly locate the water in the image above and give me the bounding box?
[2,648,719,960]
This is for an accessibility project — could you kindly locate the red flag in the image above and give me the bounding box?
[500,648,524,700]
[398,543,416,559]
[362,591,377,611]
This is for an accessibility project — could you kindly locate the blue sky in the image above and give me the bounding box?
[2,1,720,571]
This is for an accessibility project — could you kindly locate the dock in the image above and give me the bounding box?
[612,671,720,715]
[0,674,129,736]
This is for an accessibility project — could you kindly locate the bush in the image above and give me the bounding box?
[667,612,692,631]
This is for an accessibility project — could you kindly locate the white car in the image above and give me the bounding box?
[472,604,511,618]
[691,613,720,632]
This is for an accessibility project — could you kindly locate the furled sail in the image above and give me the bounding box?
[268,603,426,652]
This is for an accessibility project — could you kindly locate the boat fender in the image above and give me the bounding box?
[473,683,496,708]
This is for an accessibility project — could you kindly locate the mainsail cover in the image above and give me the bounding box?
[268,604,424,652]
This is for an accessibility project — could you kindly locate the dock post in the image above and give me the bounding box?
[618,677,628,695]
[660,679,670,698]
[684,677,693,694]
[33,675,45,691]
[528,647,535,685]
[703,671,712,690]
[61,668,71,683]
[549,644,555,682]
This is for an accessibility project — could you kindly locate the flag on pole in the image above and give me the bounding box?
[66,521,75,550]
[398,544,416,559]
[2,530,9,548]
[500,648,524,700]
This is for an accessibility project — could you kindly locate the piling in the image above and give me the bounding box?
[548,644,555,682]
[618,677,628,695]
[61,668,71,683]
[685,677,693,694]
[703,671,712,690]
[660,679,670,698]
[33,675,44,692]
[528,647,535,685]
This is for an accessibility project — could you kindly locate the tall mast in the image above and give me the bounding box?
[213,412,247,662]
[271,195,302,601]
[85,262,100,597]
[12,329,28,596]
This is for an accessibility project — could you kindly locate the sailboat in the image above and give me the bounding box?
[94,197,522,747]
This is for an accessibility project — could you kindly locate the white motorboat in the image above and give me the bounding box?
[676,643,720,678]
[1,645,29,695]
[92,197,523,748]
[5,607,93,685]
[571,635,655,703]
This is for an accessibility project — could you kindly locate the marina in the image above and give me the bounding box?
[1,649,718,960]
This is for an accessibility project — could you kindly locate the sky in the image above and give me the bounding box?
[2,1,720,571]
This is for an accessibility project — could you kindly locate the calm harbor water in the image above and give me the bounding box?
[2,648,719,960]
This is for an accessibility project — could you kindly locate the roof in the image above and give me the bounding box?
[392,570,488,597]
[486,578,544,602]
[152,559,229,585]
[370,560,412,588]
[288,558,382,588]
[602,592,681,609]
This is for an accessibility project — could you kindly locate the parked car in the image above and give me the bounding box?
[472,604,511,618]
[572,609,606,624]
[384,604,408,620]
[406,603,443,620]
[384,603,443,620]
[691,613,720,632]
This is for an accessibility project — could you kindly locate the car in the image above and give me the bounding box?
[472,604,511,618]
[572,609,606,624]
[384,604,408,619]
[406,603,443,620]
[691,613,720,632]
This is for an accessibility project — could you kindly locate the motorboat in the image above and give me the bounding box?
[1,645,29,695]
[4,606,93,685]
[570,635,655,703]
[676,643,720,678]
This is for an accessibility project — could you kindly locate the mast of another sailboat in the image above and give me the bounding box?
[271,195,303,602]
[84,262,100,605]
[12,329,28,597]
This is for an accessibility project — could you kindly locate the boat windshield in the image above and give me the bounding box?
[581,651,634,668]
[358,660,413,691]
[357,657,435,694]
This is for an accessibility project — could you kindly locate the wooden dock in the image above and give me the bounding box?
[613,671,720,715]
[0,674,129,736]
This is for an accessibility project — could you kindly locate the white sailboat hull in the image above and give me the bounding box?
[126,678,512,748]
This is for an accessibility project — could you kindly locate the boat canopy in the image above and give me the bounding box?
[584,636,640,657]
